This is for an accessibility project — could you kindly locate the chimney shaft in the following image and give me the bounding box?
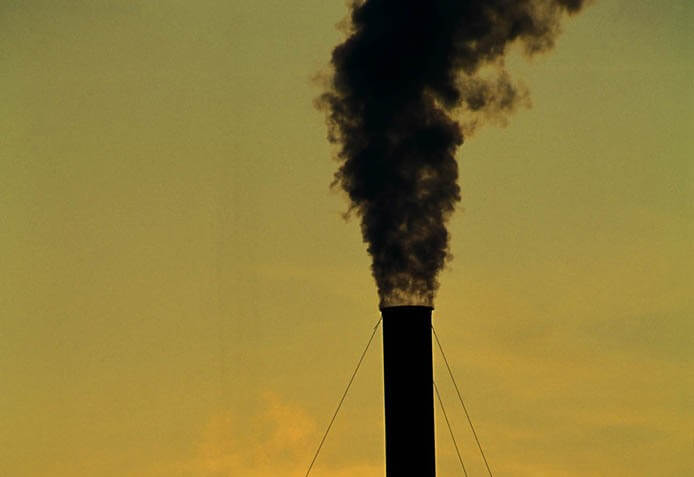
[381,305,436,477]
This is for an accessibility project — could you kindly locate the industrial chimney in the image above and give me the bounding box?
[381,305,436,477]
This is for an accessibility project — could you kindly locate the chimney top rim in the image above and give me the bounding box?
[379,305,434,311]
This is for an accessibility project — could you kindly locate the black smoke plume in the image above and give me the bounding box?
[320,0,586,307]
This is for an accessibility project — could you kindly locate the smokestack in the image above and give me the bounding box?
[381,305,435,476]
[319,1,588,473]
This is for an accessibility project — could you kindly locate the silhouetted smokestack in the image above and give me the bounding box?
[320,2,588,471]
[381,305,435,477]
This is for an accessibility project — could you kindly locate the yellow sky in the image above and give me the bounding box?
[2,1,692,476]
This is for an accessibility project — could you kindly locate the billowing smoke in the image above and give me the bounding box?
[320,0,586,307]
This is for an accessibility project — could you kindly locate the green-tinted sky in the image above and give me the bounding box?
[2,1,692,475]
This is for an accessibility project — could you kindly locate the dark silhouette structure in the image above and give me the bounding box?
[381,305,436,477]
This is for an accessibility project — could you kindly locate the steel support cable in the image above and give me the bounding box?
[305,317,382,477]
[432,325,494,477]
[434,379,469,476]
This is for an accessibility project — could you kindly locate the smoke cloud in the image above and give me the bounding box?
[320,0,586,307]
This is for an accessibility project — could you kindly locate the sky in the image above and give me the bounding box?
[1,1,692,476]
